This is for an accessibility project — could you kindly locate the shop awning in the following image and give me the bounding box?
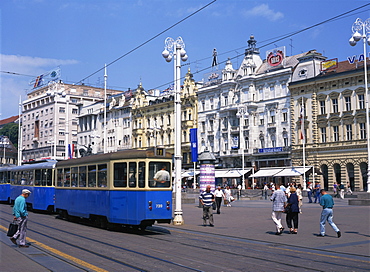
[273,167,311,177]
[181,171,200,178]
[249,168,284,178]
[223,169,252,178]
[215,170,229,178]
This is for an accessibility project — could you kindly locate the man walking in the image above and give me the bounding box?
[214,186,225,214]
[318,189,341,238]
[199,185,215,226]
[10,189,31,248]
[270,184,287,235]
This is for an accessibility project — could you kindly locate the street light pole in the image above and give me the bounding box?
[162,37,188,225]
[236,107,247,190]
[349,18,370,192]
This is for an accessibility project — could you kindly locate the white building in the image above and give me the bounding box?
[197,35,321,186]
[21,82,122,161]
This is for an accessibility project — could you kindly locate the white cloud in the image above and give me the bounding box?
[1,54,78,75]
[0,55,79,119]
[242,4,284,22]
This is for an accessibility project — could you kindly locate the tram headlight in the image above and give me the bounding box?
[166,201,170,210]
[148,201,152,211]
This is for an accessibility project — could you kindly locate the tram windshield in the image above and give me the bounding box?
[149,162,171,188]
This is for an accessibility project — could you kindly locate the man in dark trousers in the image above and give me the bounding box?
[199,185,215,226]
[10,189,31,248]
[318,189,341,238]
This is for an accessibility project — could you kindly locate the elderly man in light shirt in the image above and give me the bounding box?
[270,183,287,235]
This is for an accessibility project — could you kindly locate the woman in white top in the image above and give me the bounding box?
[224,186,232,207]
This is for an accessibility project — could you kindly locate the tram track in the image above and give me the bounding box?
[1,207,369,272]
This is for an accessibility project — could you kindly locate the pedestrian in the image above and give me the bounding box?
[339,182,345,199]
[333,182,338,198]
[237,184,242,200]
[224,186,232,206]
[199,185,214,227]
[314,182,321,203]
[346,181,353,195]
[285,187,300,234]
[318,189,341,238]
[307,182,313,203]
[214,186,225,214]
[296,184,303,213]
[10,189,31,248]
[270,183,287,235]
[263,183,269,200]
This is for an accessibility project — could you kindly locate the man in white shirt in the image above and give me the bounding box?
[214,186,225,214]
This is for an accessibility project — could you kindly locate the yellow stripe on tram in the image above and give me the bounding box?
[0,225,108,272]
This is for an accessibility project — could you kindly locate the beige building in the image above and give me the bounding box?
[131,69,199,168]
[21,82,122,161]
[290,59,369,191]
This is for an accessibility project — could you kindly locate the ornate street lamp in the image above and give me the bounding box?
[349,18,370,192]
[162,37,188,225]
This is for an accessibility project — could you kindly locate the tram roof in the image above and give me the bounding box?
[11,160,58,171]
[56,149,172,167]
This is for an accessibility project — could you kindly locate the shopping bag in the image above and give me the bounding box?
[7,221,18,237]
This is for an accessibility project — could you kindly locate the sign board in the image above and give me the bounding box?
[266,46,286,67]
[321,58,338,71]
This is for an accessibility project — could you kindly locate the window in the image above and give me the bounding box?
[72,109,78,114]
[210,98,214,109]
[283,112,288,122]
[270,111,275,123]
[360,123,366,139]
[320,101,326,114]
[321,127,327,143]
[88,165,97,187]
[98,164,107,187]
[224,96,228,106]
[59,140,65,145]
[114,162,127,187]
[271,134,276,147]
[201,100,205,111]
[346,124,352,140]
[59,107,65,113]
[79,166,86,187]
[128,162,137,188]
[358,94,365,109]
[333,126,339,141]
[332,98,338,113]
[345,96,351,111]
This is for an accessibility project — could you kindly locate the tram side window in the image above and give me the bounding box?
[71,167,78,187]
[45,169,53,186]
[63,168,71,187]
[138,162,145,188]
[57,169,63,186]
[129,162,137,188]
[114,162,127,187]
[149,162,171,188]
[79,166,87,187]
[88,165,97,187]
[97,164,107,187]
[35,169,42,185]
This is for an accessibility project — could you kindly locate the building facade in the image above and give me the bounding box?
[197,36,322,187]
[290,59,369,191]
[21,82,122,161]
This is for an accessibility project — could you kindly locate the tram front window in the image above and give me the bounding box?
[149,162,171,188]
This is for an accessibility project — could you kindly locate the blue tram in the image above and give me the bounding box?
[0,165,15,203]
[55,149,172,229]
[9,160,57,211]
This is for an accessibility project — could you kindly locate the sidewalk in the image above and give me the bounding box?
[167,198,370,257]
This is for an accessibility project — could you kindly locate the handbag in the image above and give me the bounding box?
[283,205,291,214]
[212,202,216,210]
[7,221,18,237]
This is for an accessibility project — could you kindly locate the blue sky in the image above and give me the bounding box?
[1,0,370,119]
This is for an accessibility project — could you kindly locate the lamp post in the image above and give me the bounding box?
[162,36,188,225]
[349,18,370,192]
[236,107,247,190]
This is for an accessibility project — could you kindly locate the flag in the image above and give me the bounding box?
[190,128,198,162]
[300,105,305,140]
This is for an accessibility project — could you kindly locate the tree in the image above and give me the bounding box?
[0,123,19,148]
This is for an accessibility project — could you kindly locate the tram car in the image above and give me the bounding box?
[9,160,57,211]
[55,149,172,229]
[0,165,15,203]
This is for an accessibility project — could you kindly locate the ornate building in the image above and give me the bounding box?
[290,58,369,191]
[197,36,318,186]
[131,69,199,168]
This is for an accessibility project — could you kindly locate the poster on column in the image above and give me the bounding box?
[199,164,215,192]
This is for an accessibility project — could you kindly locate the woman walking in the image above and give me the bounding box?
[285,187,300,234]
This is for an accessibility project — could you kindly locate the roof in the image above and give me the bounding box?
[0,116,19,126]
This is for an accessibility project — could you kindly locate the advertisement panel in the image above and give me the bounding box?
[199,164,215,192]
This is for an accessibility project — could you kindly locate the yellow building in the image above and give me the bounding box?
[290,59,369,191]
[131,69,199,168]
